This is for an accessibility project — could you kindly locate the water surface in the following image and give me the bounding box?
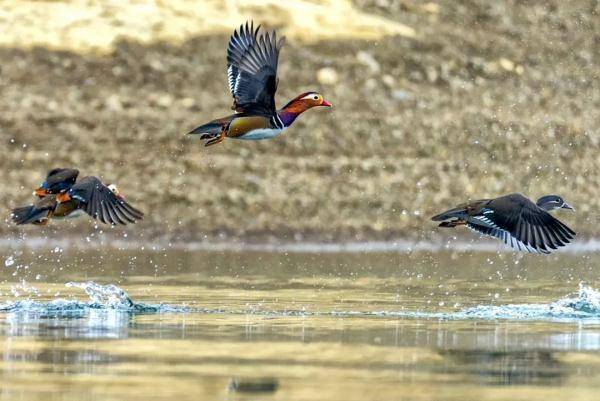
[0,244,599,400]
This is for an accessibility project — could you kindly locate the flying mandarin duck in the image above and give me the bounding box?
[187,21,332,146]
[431,193,576,253]
[11,168,143,226]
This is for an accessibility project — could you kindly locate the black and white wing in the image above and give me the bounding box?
[227,21,285,114]
[472,197,576,253]
[466,218,549,254]
[227,22,259,98]
[68,176,143,225]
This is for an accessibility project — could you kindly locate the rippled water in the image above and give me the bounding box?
[1,243,600,400]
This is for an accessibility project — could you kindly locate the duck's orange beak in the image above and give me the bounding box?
[34,187,49,197]
[321,99,332,107]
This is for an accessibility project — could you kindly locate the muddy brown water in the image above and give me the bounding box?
[0,244,599,400]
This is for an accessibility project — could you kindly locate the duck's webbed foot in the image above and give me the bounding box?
[204,130,226,147]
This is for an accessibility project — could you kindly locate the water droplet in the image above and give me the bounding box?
[4,256,15,267]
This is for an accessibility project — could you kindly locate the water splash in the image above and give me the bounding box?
[363,283,600,323]
[4,255,15,267]
[65,281,136,309]
[448,283,600,321]
[1,281,600,323]
[0,281,183,316]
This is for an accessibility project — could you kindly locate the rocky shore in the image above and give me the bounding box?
[1,0,597,242]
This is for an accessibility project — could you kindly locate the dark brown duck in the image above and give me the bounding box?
[431,193,576,253]
[11,168,143,226]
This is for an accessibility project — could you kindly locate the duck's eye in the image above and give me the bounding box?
[313,95,319,100]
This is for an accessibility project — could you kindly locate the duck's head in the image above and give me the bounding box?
[107,183,125,200]
[34,183,50,197]
[536,195,574,212]
[283,91,332,111]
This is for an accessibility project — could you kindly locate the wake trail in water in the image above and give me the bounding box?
[366,283,600,322]
[2,282,600,322]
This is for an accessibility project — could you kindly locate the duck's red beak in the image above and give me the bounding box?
[34,187,48,197]
[321,99,332,107]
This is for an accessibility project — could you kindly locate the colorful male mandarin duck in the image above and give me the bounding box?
[431,193,576,254]
[187,21,332,146]
[11,168,143,226]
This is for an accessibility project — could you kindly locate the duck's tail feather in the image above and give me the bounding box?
[431,207,468,222]
[10,205,50,225]
[187,122,222,138]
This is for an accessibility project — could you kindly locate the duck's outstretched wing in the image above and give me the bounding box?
[466,222,549,254]
[482,194,576,253]
[227,22,259,99]
[227,21,285,115]
[41,168,80,193]
[68,176,144,225]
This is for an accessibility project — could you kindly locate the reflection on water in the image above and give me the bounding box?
[440,350,565,386]
[228,377,280,393]
[0,246,599,400]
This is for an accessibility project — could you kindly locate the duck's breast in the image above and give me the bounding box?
[53,202,82,219]
[228,115,284,140]
[237,128,284,140]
